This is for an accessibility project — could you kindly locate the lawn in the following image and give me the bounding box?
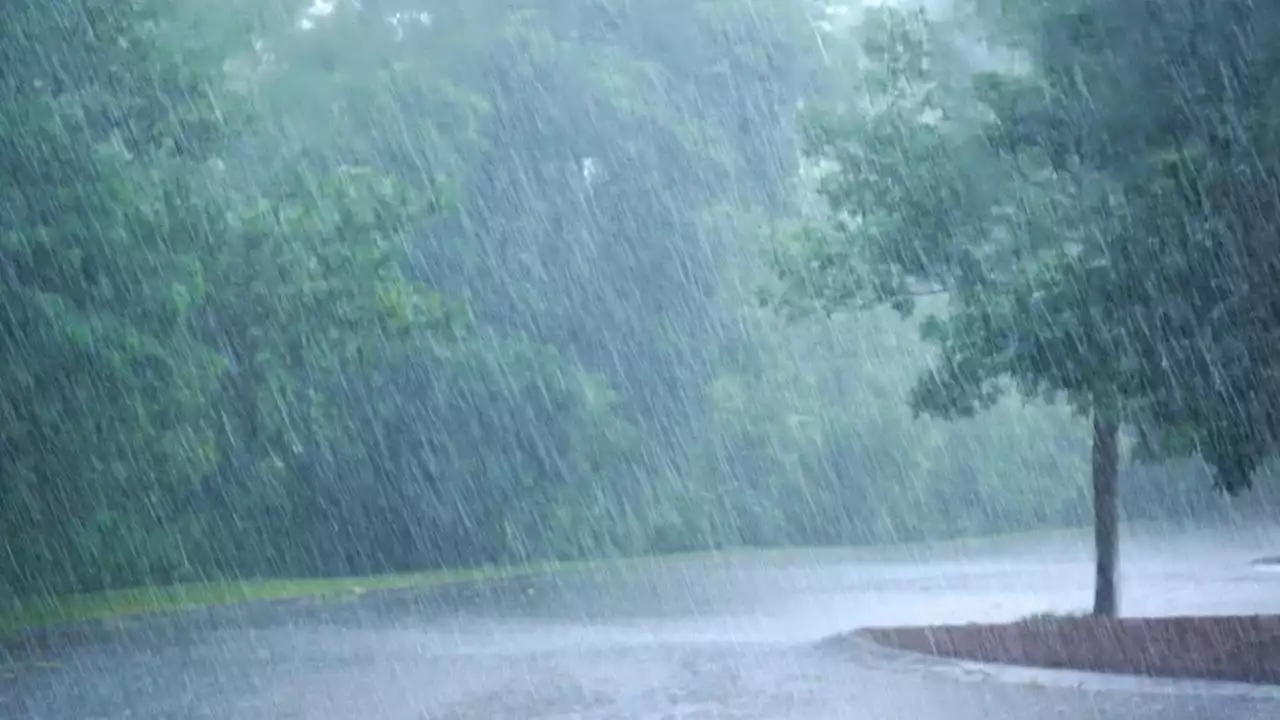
[0,563,561,639]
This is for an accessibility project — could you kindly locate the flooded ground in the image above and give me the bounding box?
[6,523,1280,719]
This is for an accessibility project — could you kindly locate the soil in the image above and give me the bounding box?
[861,614,1280,685]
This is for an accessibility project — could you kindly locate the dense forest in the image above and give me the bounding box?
[4,0,1278,599]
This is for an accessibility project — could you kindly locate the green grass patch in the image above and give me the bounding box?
[0,562,569,640]
[0,544,924,640]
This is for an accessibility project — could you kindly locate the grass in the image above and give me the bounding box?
[0,550,744,640]
[0,562,566,640]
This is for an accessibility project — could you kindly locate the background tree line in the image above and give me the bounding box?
[3,0,1276,599]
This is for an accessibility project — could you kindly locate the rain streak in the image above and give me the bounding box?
[4,1,1280,718]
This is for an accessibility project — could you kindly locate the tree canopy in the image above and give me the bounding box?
[4,0,1272,600]
[772,1,1280,493]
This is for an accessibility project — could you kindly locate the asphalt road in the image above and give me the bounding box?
[5,523,1280,719]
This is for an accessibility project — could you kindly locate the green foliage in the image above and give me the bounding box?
[8,0,1268,603]
[777,0,1280,499]
[1,0,254,591]
[0,0,455,592]
[974,0,1280,493]
[1,562,566,638]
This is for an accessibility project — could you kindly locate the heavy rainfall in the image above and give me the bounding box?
[4,0,1280,718]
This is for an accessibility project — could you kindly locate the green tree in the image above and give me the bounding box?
[247,0,841,559]
[0,0,460,591]
[968,0,1280,609]
[186,160,460,574]
[0,0,272,592]
[778,5,1113,607]
[774,2,1280,615]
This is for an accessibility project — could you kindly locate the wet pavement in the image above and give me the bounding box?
[5,523,1280,719]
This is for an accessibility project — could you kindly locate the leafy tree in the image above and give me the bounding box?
[0,0,458,591]
[969,0,1280,609]
[183,159,460,574]
[772,2,1280,615]
[0,0,271,592]
[776,4,1126,608]
[244,0,843,559]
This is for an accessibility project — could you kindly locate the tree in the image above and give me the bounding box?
[967,0,1280,608]
[0,0,462,591]
[769,3,1280,616]
[245,0,846,560]
[0,0,277,592]
[184,160,461,574]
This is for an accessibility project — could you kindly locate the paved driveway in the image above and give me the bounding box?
[5,523,1280,718]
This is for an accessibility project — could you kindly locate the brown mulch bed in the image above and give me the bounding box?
[861,614,1280,685]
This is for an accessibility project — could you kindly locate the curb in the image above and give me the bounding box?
[1251,557,1280,572]
[825,629,1280,700]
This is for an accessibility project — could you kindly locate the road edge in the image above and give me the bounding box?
[825,629,1280,699]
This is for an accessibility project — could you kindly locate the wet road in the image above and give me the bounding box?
[6,523,1280,719]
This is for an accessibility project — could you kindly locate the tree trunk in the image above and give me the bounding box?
[1091,409,1120,617]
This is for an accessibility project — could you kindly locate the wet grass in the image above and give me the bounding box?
[0,550,734,639]
[0,563,564,639]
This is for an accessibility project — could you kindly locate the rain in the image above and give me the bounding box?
[3,0,1280,718]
